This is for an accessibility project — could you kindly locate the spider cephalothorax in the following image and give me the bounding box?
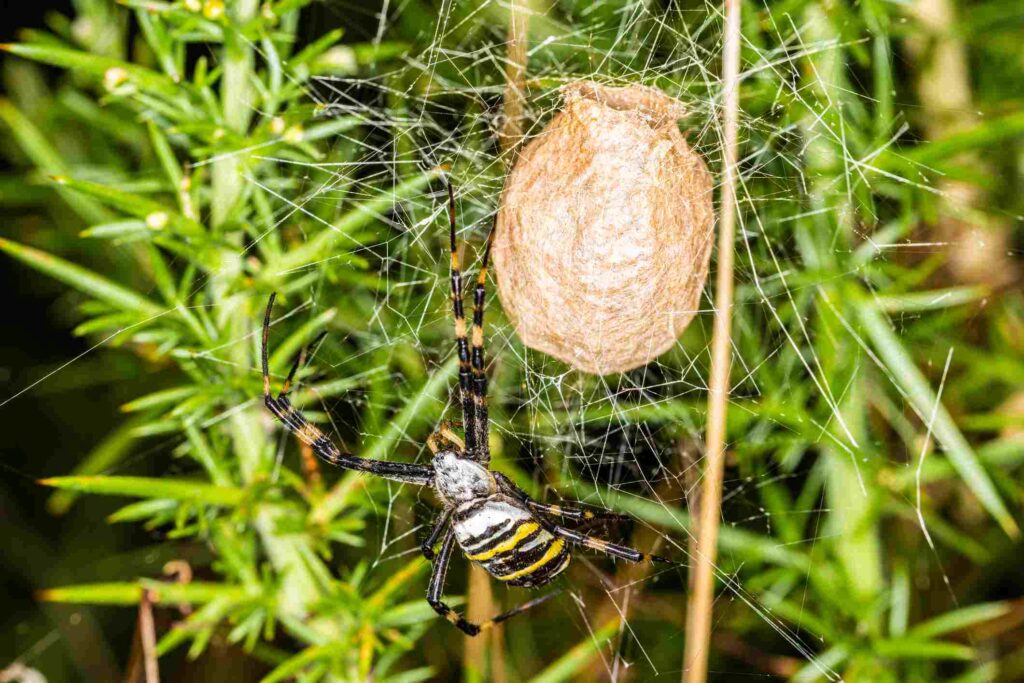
[261,181,674,635]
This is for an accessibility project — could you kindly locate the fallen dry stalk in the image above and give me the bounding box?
[682,0,742,680]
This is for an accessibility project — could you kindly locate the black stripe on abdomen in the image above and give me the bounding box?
[483,534,570,588]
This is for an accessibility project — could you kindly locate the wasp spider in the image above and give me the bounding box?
[261,182,675,635]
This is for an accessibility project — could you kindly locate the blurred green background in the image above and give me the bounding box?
[0,0,1022,681]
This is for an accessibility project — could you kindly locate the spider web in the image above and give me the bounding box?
[0,0,979,680]
[259,2,863,679]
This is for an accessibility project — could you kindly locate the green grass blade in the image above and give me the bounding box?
[528,620,618,683]
[39,476,245,506]
[873,286,989,313]
[107,498,177,523]
[856,293,1020,537]
[0,43,180,97]
[53,176,204,237]
[261,644,336,683]
[0,237,164,317]
[79,220,150,239]
[39,580,246,606]
[873,638,975,661]
[45,418,142,515]
[120,386,198,413]
[908,601,1011,640]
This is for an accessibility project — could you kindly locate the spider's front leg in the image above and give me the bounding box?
[261,294,435,486]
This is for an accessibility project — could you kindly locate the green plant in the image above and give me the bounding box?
[1,0,1022,681]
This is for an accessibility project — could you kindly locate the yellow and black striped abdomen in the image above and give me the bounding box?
[452,496,570,588]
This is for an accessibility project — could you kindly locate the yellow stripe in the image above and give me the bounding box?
[465,522,539,561]
[496,538,565,582]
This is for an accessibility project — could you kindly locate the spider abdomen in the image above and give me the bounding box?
[452,496,571,588]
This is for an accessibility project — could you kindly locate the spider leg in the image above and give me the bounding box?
[421,508,453,560]
[528,502,631,525]
[468,226,495,463]
[549,524,678,566]
[427,528,560,636]
[262,294,434,486]
[493,473,630,524]
[490,475,678,565]
[446,181,479,456]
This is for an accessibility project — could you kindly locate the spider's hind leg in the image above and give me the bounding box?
[550,524,678,566]
[427,528,560,636]
[493,472,630,524]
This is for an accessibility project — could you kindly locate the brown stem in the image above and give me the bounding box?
[584,440,686,681]
[682,0,742,680]
[124,590,160,683]
[499,0,530,159]
[463,565,505,680]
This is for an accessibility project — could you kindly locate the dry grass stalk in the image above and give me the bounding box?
[682,0,743,680]
[499,0,531,158]
[463,565,508,682]
[461,1,531,676]
[124,589,160,683]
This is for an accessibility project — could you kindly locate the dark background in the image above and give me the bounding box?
[0,3,386,680]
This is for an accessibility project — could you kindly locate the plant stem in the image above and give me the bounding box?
[682,0,741,679]
[499,0,530,159]
[463,564,501,682]
[211,0,257,229]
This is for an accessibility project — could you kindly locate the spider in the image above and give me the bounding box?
[260,182,674,636]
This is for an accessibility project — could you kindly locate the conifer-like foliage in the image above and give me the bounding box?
[1,1,1022,681]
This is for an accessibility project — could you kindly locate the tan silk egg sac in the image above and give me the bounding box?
[493,81,714,374]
